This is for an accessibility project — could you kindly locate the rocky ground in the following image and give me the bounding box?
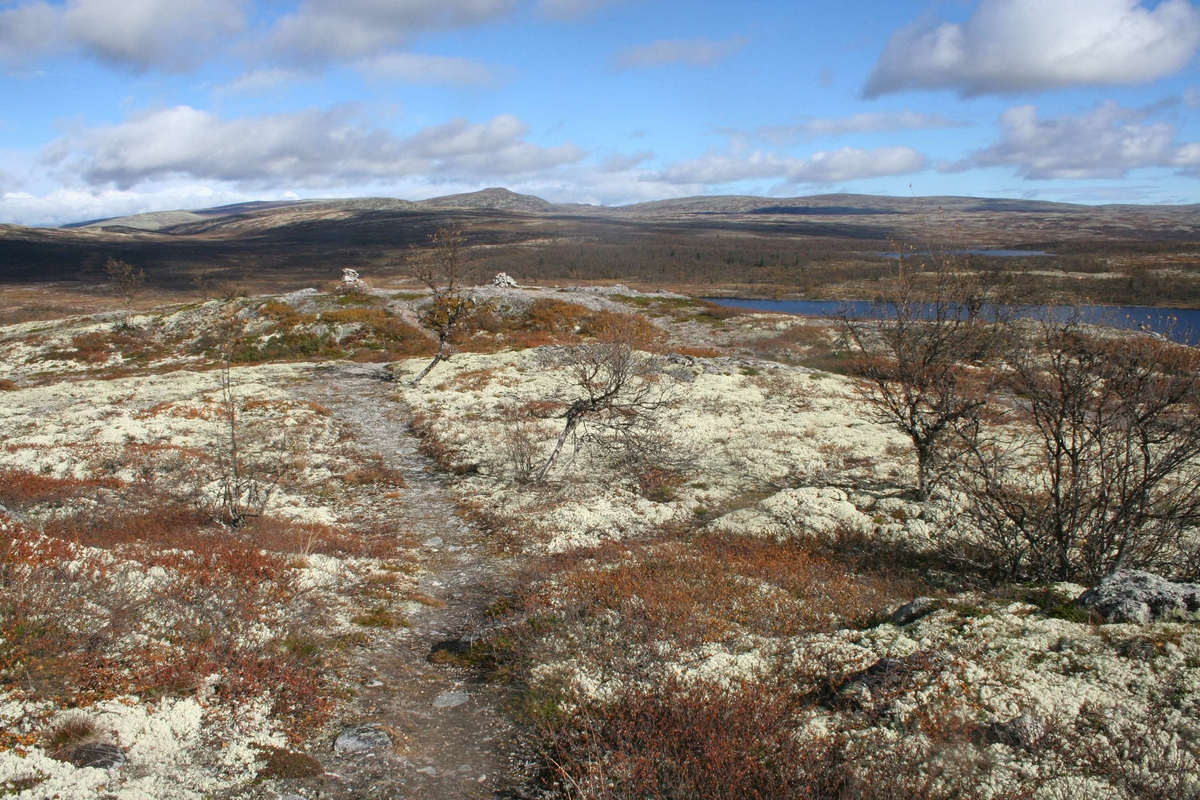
[0,281,1197,799]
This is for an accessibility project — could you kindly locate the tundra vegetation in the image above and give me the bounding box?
[0,241,1198,799]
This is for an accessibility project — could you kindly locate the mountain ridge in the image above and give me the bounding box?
[58,187,1200,233]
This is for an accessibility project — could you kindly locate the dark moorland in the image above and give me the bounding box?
[3,187,1200,306]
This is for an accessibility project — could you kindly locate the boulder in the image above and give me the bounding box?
[1076,570,1200,624]
[975,714,1047,750]
[491,272,518,288]
[66,742,126,770]
[333,724,392,754]
[889,596,938,626]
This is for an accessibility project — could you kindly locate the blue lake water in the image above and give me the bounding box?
[874,249,1053,259]
[705,298,1200,345]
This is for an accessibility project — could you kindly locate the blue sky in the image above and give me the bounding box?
[2,0,1200,225]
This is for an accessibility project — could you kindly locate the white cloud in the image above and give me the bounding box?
[220,68,309,94]
[266,0,514,63]
[44,105,586,189]
[614,35,748,70]
[601,151,652,172]
[0,167,19,194]
[65,0,246,71]
[0,184,263,228]
[865,0,1200,97]
[0,0,246,71]
[0,3,63,65]
[537,0,630,20]
[758,111,968,144]
[357,52,495,86]
[962,101,1200,179]
[1173,142,1200,176]
[658,146,928,186]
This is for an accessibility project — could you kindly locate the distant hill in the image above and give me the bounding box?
[3,188,1199,306]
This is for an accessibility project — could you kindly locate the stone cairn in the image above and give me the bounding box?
[341,268,370,293]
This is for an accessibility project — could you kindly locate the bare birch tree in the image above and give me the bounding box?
[838,245,1010,501]
[201,306,295,527]
[406,225,476,385]
[104,257,144,322]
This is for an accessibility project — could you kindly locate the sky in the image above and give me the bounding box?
[2,0,1200,226]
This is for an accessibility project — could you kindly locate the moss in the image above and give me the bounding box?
[335,293,383,306]
[352,605,409,628]
[282,634,324,661]
[1010,586,1093,623]
[254,745,324,779]
[946,601,987,619]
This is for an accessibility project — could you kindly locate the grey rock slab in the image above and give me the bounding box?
[433,690,469,708]
[1077,570,1200,624]
[67,742,126,769]
[334,724,393,754]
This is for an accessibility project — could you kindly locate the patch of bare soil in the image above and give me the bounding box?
[279,363,520,800]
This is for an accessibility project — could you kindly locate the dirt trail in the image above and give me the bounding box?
[287,363,520,800]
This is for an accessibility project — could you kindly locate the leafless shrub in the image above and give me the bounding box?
[532,314,676,482]
[954,315,1200,583]
[608,425,696,501]
[498,412,551,484]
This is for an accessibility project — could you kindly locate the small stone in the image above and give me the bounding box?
[433,690,469,708]
[422,536,443,548]
[889,596,938,626]
[67,742,126,770]
[334,724,392,754]
[977,714,1047,750]
[1077,570,1200,624]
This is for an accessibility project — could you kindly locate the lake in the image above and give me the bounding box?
[874,249,1053,259]
[705,298,1200,345]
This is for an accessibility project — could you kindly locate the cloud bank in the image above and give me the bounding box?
[0,0,246,71]
[960,102,1200,179]
[865,0,1200,97]
[265,0,513,64]
[659,146,928,186]
[45,106,586,188]
[758,111,968,144]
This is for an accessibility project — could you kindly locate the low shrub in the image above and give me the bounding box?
[522,530,921,651]
[0,517,334,739]
[526,677,810,800]
[0,470,124,512]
